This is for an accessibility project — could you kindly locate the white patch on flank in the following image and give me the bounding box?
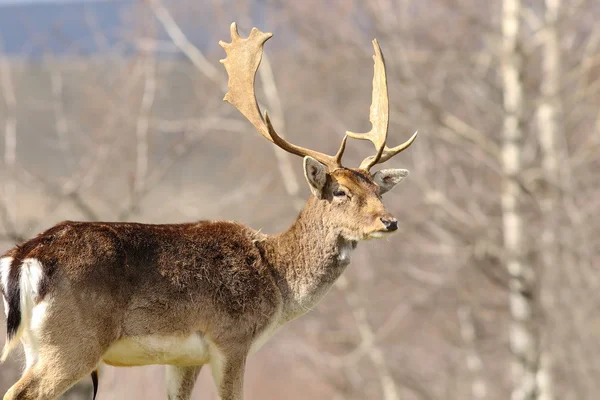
[0,257,11,293]
[20,259,44,297]
[19,259,46,366]
[1,258,45,363]
[0,257,12,315]
[21,300,50,367]
[19,259,45,327]
[21,334,40,369]
[29,301,49,334]
[103,333,209,367]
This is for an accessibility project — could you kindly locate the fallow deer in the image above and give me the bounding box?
[0,23,417,400]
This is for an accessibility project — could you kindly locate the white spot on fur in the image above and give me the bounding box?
[20,259,45,328]
[337,242,354,264]
[30,301,49,334]
[21,259,44,298]
[103,333,209,367]
[0,257,12,315]
[21,335,39,369]
[20,299,50,367]
[2,258,45,362]
[20,260,46,366]
[0,257,11,293]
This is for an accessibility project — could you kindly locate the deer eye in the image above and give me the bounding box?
[333,189,347,198]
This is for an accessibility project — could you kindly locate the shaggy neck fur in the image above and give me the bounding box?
[260,196,356,321]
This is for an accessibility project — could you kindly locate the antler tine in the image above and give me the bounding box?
[220,22,346,170]
[358,131,419,170]
[333,135,348,167]
[346,39,389,171]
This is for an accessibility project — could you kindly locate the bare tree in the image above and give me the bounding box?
[535,1,562,399]
[2,1,600,399]
[501,0,543,399]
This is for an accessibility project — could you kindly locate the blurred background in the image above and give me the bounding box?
[0,0,599,399]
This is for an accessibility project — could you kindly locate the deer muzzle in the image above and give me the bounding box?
[380,217,398,232]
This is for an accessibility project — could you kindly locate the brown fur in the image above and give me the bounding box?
[1,167,404,400]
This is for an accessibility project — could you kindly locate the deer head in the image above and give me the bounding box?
[219,23,417,240]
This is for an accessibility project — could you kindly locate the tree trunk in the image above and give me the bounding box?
[536,1,562,399]
[501,1,539,399]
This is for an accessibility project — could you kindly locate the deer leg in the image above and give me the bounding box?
[3,352,101,400]
[4,299,106,400]
[166,365,203,400]
[210,347,248,400]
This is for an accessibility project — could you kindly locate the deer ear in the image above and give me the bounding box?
[303,156,328,198]
[373,169,409,194]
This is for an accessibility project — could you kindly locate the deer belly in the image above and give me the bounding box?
[102,333,210,367]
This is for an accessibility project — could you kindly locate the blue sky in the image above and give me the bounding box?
[0,0,130,54]
[0,0,270,56]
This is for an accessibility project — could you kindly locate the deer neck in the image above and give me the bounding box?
[261,196,357,321]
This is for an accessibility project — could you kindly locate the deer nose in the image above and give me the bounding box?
[380,217,398,232]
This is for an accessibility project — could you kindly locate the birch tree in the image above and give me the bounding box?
[501,1,540,399]
[535,1,562,399]
[3,1,600,398]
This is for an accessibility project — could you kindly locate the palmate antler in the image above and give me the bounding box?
[346,40,418,171]
[219,23,347,170]
[219,22,416,172]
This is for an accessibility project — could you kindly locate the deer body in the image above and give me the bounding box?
[1,23,418,400]
[0,190,364,399]
[99,199,357,366]
[2,203,354,361]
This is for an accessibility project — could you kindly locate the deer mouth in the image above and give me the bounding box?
[366,217,398,239]
[367,229,397,239]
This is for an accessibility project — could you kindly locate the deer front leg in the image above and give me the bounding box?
[210,347,248,400]
[166,365,202,400]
